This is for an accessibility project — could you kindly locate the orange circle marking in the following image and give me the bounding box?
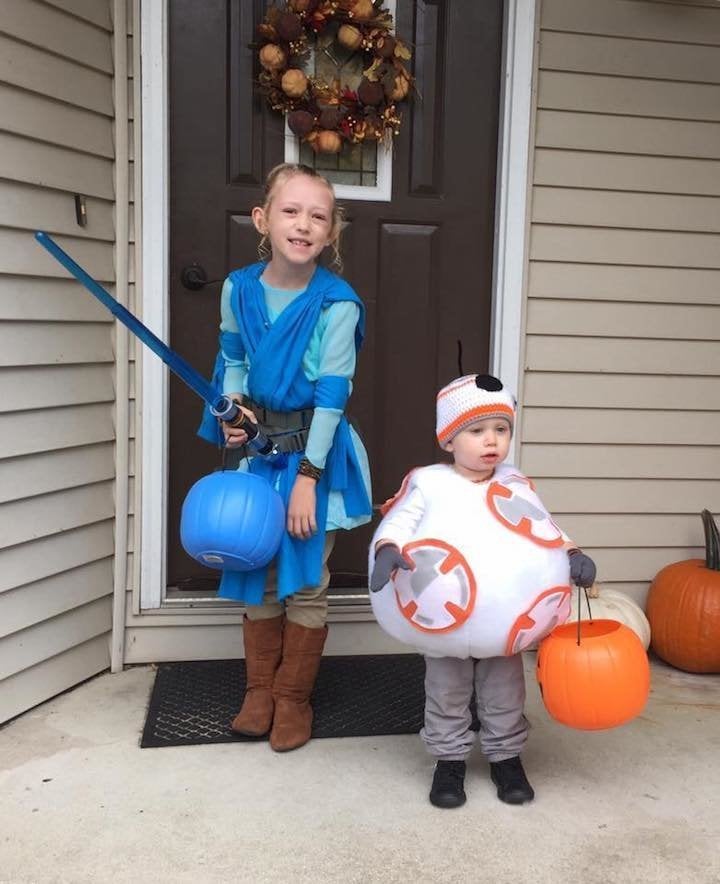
[505,586,571,655]
[487,479,565,548]
[394,538,477,634]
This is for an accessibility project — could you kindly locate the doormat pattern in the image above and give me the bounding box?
[141,654,434,748]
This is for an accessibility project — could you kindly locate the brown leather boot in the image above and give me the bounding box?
[269,621,327,752]
[231,614,284,736]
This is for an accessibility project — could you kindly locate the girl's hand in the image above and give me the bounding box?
[287,474,317,539]
[222,398,257,448]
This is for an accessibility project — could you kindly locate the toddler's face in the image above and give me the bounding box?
[444,417,511,479]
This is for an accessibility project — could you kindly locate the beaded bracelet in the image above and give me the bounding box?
[297,457,323,482]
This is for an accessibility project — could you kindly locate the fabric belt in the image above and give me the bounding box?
[245,398,314,430]
[239,399,313,454]
[266,427,311,453]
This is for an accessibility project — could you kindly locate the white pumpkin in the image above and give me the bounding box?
[569,584,651,650]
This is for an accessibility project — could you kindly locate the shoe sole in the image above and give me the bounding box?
[429,794,467,809]
[496,791,534,805]
[490,774,534,805]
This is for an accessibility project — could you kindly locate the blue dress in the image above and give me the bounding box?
[198,262,372,604]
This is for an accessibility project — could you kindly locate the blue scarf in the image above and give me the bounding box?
[197,262,371,604]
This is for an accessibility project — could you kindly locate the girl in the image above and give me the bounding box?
[198,163,372,752]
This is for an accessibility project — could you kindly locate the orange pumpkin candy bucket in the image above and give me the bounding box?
[536,590,650,730]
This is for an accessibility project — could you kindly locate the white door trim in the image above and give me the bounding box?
[490,0,537,464]
[138,0,536,610]
[139,0,169,609]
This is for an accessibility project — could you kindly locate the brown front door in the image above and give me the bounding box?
[167,0,503,590]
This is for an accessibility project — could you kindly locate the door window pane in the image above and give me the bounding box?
[299,139,377,187]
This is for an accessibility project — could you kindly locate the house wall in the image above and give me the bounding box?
[519,0,720,607]
[124,0,720,662]
[0,0,127,721]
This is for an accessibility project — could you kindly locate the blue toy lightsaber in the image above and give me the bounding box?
[34,231,278,456]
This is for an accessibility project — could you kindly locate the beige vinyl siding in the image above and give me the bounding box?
[0,0,116,722]
[520,0,720,608]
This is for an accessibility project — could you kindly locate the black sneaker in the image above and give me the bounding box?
[489,756,535,805]
[429,760,466,809]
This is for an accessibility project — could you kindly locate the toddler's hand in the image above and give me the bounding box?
[568,549,597,588]
[370,544,411,593]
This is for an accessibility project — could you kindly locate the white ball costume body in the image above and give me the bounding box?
[370,371,574,660]
[370,463,572,658]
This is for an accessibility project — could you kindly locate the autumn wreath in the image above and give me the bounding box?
[256,0,413,154]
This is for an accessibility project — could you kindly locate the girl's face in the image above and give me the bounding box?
[444,417,512,480]
[252,173,335,271]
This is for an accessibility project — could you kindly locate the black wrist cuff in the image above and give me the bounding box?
[297,457,323,482]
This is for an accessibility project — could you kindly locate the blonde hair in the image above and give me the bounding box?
[257,163,344,272]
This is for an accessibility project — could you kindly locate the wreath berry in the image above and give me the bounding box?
[256,0,413,155]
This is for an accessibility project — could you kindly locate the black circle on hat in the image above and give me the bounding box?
[475,374,503,392]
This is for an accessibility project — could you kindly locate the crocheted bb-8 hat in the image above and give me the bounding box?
[436,374,516,446]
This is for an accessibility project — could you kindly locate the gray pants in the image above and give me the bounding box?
[421,654,529,763]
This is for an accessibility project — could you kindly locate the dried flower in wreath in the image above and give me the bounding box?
[255,0,413,154]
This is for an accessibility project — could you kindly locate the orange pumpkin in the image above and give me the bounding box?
[314,130,343,154]
[646,509,720,673]
[536,619,650,730]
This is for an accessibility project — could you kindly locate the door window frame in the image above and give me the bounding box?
[138,0,536,610]
[284,120,394,202]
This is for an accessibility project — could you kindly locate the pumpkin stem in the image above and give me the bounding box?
[701,509,720,571]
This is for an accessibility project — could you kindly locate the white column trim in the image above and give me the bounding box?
[491,0,537,463]
[139,0,169,608]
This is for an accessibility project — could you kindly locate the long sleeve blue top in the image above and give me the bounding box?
[220,276,372,531]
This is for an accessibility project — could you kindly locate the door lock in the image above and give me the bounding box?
[180,263,223,291]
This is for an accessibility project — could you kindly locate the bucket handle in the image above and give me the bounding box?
[575,584,594,646]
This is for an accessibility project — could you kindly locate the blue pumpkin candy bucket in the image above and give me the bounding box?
[180,471,285,572]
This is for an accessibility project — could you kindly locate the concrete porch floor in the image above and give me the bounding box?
[0,656,718,884]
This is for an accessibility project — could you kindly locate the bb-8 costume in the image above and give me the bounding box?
[369,375,572,762]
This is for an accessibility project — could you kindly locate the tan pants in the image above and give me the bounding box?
[245,532,336,629]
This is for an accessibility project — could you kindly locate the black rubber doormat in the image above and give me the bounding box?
[140,654,427,748]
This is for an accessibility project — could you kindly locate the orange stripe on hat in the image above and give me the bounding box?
[437,404,514,444]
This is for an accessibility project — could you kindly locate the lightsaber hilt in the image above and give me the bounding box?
[210,396,278,457]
